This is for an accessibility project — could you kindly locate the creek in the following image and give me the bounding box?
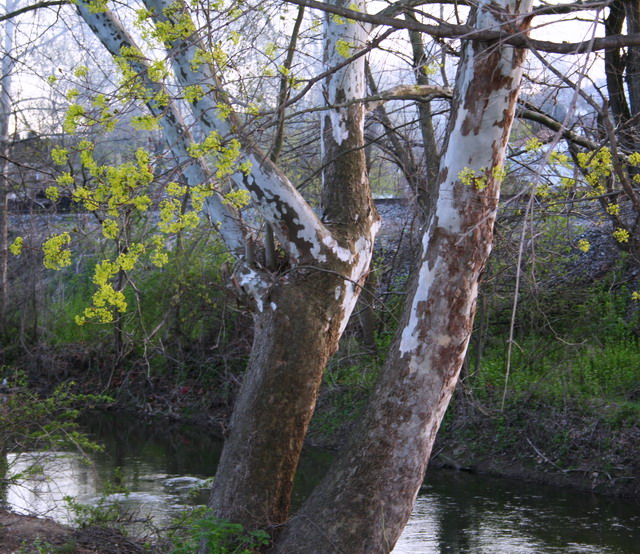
[3,413,639,553]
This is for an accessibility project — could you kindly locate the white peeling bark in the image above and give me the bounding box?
[206,0,378,531]
[275,0,532,552]
[322,0,368,147]
[143,0,345,265]
[75,1,246,257]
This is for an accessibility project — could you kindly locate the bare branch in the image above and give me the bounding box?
[365,83,452,111]
[266,26,397,117]
[285,0,640,54]
[0,0,67,23]
[377,0,612,19]
[516,103,598,151]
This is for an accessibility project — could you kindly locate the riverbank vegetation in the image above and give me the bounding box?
[3,201,638,498]
[312,229,640,496]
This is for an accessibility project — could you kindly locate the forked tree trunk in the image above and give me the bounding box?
[76,0,377,531]
[210,0,377,528]
[275,0,532,551]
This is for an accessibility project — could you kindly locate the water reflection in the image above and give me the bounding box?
[3,413,639,553]
[5,451,97,524]
[393,471,640,553]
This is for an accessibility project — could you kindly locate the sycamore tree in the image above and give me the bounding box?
[11,0,640,550]
[66,0,528,549]
[67,0,378,533]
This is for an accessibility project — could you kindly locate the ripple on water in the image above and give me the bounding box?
[5,416,639,553]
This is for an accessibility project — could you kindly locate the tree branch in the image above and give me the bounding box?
[285,0,640,54]
[516,102,598,151]
[0,0,66,23]
[377,0,612,19]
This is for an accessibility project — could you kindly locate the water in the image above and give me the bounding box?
[3,413,639,552]
[393,472,639,553]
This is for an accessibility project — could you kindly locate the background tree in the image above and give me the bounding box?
[0,0,18,336]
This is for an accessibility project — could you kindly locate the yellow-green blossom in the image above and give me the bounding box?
[74,65,89,78]
[43,233,72,270]
[57,173,74,187]
[63,104,85,134]
[335,39,352,57]
[45,187,60,202]
[222,189,250,209]
[9,237,23,256]
[184,85,205,103]
[167,181,187,197]
[606,203,620,216]
[629,152,640,166]
[577,239,590,253]
[525,137,543,152]
[102,219,119,239]
[116,243,145,271]
[149,234,169,267]
[577,148,612,195]
[613,228,630,243]
[131,115,161,130]
[51,147,69,165]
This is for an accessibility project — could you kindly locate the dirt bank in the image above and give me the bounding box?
[0,511,148,553]
[428,395,640,499]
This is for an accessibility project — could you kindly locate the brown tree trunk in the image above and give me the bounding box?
[210,271,362,527]
[604,0,630,128]
[407,19,440,220]
[275,0,532,550]
[209,0,377,529]
[624,0,640,124]
[357,268,378,352]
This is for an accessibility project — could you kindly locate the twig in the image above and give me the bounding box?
[525,437,568,472]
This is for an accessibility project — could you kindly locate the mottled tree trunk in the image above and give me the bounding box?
[77,0,378,529]
[210,272,365,527]
[210,0,377,529]
[275,0,532,551]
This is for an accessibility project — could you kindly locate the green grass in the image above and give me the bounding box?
[468,337,640,405]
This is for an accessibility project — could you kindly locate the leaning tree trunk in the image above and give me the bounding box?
[209,0,377,528]
[275,0,532,551]
[209,269,372,527]
[76,0,378,530]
